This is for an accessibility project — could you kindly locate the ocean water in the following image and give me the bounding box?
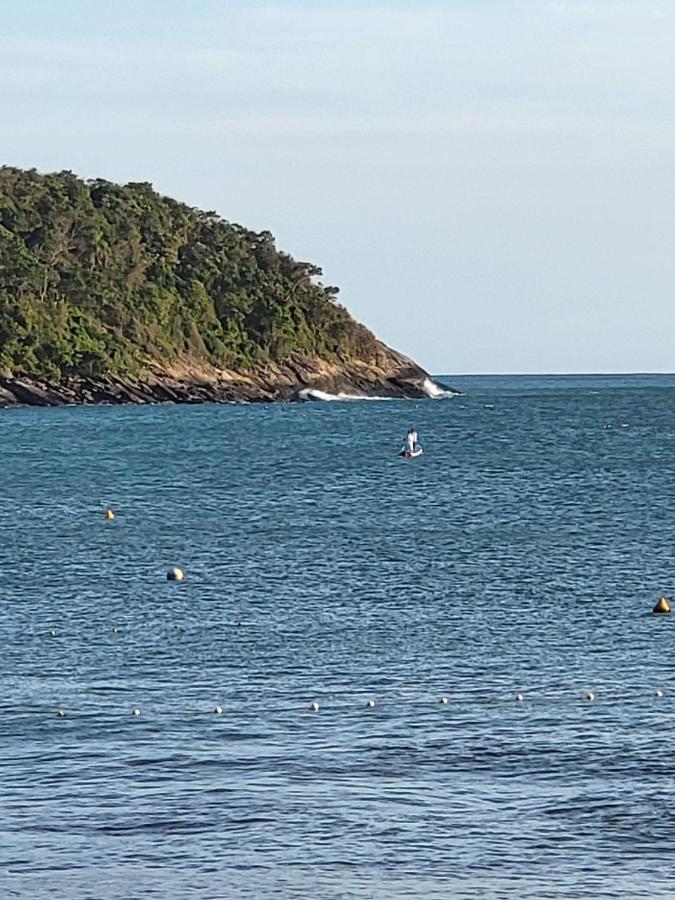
[2,374,675,900]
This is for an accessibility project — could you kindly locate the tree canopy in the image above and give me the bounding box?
[0,166,379,380]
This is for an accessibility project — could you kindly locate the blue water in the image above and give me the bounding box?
[2,374,675,899]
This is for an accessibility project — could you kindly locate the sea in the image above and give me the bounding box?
[2,373,675,900]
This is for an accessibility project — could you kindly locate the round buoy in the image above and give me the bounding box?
[56,709,66,718]
[132,708,141,717]
[656,689,664,698]
[586,691,596,702]
[309,702,320,712]
[653,596,671,615]
[112,626,118,633]
[105,508,115,521]
[515,693,524,702]
[167,567,185,582]
[366,699,375,708]
[49,629,57,637]
[439,696,449,705]
[214,705,223,715]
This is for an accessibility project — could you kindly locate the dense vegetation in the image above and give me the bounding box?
[0,166,379,380]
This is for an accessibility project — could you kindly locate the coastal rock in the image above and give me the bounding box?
[0,349,452,408]
[0,384,19,407]
[0,379,62,406]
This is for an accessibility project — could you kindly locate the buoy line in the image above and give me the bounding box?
[41,688,668,721]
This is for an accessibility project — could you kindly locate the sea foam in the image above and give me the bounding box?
[422,378,458,399]
[297,388,391,402]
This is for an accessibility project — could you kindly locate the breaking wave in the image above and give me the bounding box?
[422,378,458,399]
[297,388,392,402]
[298,379,458,402]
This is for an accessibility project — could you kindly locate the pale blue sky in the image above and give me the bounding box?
[2,0,674,373]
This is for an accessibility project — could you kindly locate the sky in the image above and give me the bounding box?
[2,0,674,374]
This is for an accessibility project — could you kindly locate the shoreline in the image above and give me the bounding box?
[0,353,456,408]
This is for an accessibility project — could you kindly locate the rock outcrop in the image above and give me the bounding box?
[0,346,448,407]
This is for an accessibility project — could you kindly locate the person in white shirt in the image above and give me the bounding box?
[406,429,417,453]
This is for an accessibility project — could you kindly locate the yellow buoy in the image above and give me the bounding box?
[105,508,115,520]
[653,596,671,615]
[167,567,185,582]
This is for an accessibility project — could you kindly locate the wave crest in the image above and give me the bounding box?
[297,388,392,402]
[422,378,458,399]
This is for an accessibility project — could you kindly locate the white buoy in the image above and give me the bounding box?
[586,692,596,702]
[214,705,223,715]
[656,689,664,698]
[50,629,57,637]
[56,709,66,718]
[167,567,185,582]
[439,696,449,704]
[515,693,524,702]
[309,702,320,712]
[366,699,375,708]
[112,626,118,633]
[133,708,141,716]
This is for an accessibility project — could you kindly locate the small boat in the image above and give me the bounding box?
[400,446,423,459]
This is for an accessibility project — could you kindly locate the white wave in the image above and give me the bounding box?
[422,377,457,399]
[297,388,391,402]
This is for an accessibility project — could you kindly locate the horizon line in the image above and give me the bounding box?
[435,371,675,377]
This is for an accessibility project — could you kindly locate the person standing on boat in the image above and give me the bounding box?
[406,429,417,453]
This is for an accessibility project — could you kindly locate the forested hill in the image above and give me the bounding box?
[0,166,432,404]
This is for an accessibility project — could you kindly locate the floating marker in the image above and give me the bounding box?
[309,702,320,712]
[653,596,671,615]
[49,629,57,637]
[214,706,223,715]
[132,708,141,716]
[56,709,66,718]
[586,692,596,702]
[112,627,118,633]
[439,696,449,705]
[167,567,185,582]
[105,508,115,520]
[515,693,524,702]
[366,699,375,708]
[656,689,664,698]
